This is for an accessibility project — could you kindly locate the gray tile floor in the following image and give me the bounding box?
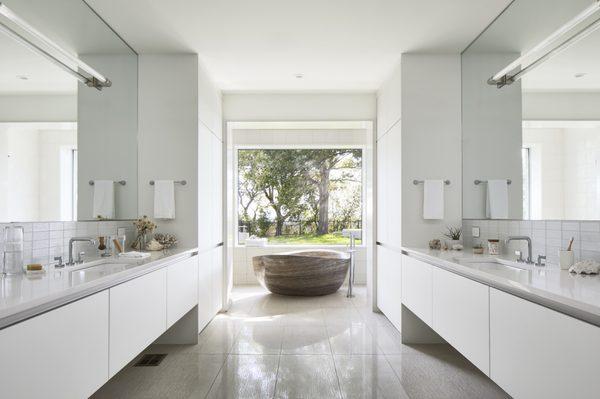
[92,286,509,399]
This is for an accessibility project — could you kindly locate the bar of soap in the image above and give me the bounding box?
[26,264,43,271]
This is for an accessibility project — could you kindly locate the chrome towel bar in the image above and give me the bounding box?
[149,180,187,186]
[89,180,126,185]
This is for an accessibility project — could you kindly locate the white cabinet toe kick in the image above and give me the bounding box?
[0,251,219,399]
[395,251,600,399]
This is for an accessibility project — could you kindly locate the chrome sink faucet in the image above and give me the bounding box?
[505,236,534,264]
[67,237,97,266]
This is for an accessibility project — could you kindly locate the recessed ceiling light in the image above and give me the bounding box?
[574,72,587,78]
[16,75,28,80]
[295,73,304,79]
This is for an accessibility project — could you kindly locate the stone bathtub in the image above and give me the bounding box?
[252,250,350,296]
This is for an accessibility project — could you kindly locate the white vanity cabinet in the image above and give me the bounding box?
[401,254,433,325]
[432,267,489,374]
[167,255,199,328]
[490,288,600,399]
[377,245,402,330]
[0,291,109,399]
[109,268,167,377]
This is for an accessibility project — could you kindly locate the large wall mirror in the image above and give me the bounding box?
[462,0,600,220]
[0,0,138,222]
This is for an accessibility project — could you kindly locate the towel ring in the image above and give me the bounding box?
[149,180,187,186]
[89,180,126,186]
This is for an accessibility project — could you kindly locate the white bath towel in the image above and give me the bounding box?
[423,180,444,220]
[92,180,115,219]
[486,179,509,219]
[154,180,175,219]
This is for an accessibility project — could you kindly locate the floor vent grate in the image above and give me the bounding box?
[133,354,167,367]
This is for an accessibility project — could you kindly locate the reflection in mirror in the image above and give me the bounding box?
[0,0,138,222]
[462,0,600,220]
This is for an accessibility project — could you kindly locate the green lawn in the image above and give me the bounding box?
[266,233,361,245]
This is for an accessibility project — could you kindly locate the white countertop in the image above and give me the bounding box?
[0,248,198,330]
[402,247,600,327]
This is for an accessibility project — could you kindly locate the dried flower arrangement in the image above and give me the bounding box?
[132,216,158,249]
[154,233,178,249]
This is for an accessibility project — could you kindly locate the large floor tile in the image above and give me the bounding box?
[92,353,226,399]
[231,324,283,354]
[277,308,326,327]
[275,355,341,399]
[334,355,409,399]
[386,351,509,399]
[328,323,382,355]
[206,354,279,399]
[281,326,331,354]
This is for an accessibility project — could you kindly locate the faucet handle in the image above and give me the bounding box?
[53,256,65,268]
[536,255,547,267]
[76,251,86,264]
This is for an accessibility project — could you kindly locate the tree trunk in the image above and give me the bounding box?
[275,218,284,236]
[317,166,330,235]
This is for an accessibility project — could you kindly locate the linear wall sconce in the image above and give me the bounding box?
[488,0,600,88]
[0,2,112,90]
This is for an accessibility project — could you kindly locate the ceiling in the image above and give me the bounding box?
[0,34,77,95]
[85,0,512,92]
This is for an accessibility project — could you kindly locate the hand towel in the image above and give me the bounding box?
[486,180,509,219]
[154,180,175,219]
[92,180,115,219]
[423,180,444,220]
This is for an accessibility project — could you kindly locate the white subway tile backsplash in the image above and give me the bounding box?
[580,222,600,232]
[546,221,561,230]
[562,222,580,231]
[1,220,134,269]
[464,218,600,267]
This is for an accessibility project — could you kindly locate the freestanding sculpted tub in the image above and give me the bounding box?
[253,250,351,296]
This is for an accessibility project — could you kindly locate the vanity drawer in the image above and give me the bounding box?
[401,254,433,325]
[167,255,199,328]
[0,292,109,399]
[109,268,167,377]
[490,288,600,399]
[432,267,489,375]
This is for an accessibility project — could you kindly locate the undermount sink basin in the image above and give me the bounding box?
[69,259,143,285]
[455,258,532,282]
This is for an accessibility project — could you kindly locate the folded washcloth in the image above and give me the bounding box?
[569,260,600,275]
[118,251,151,259]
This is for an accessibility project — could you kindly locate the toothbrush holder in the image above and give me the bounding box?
[559,250,574,270]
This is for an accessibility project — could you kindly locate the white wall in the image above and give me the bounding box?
[0,95,76,122]
[138,55,199,248]
[222,93,376,121]
[78,54,139,220]
[401,54,462,247]
[523,92,600,121]
[462,53,523,219]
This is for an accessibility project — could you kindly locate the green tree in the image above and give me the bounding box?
[302,149,362,235]
[239,149,311,236]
